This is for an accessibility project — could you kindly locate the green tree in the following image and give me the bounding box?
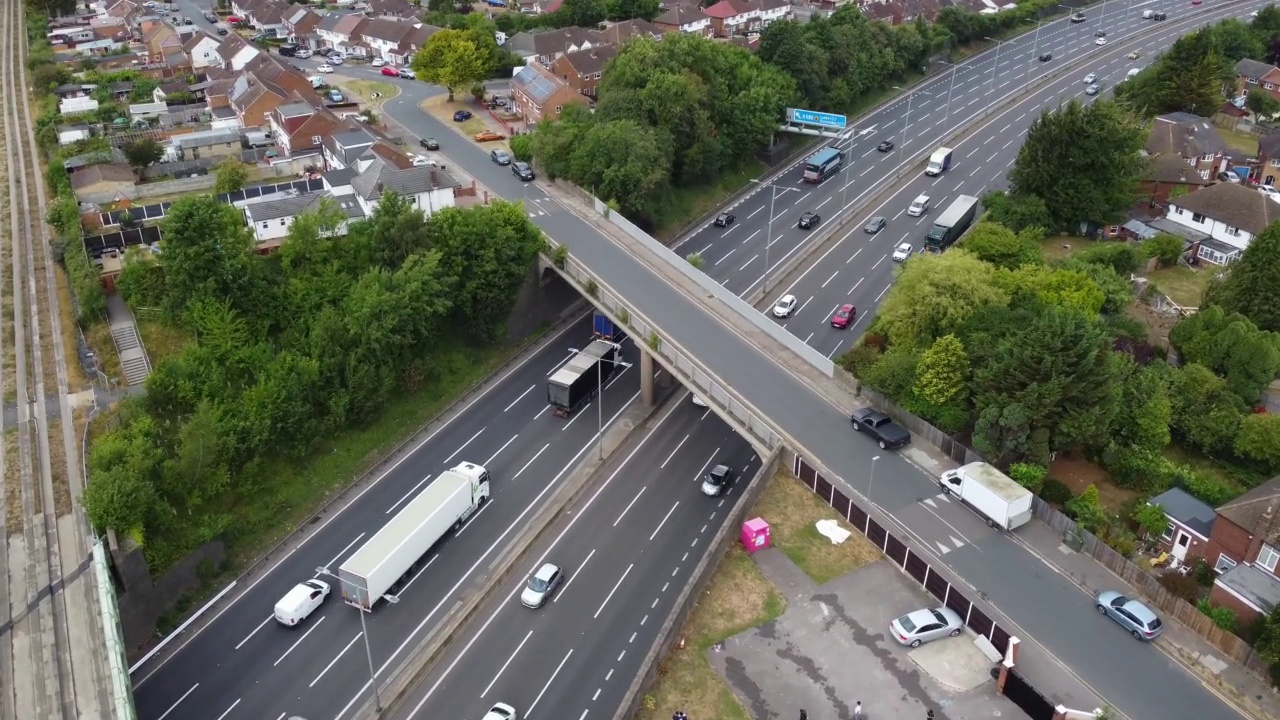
[981,190,1054,232]
[158,195,257,320]
[1132,503,1170,538]
[411,29,497,101]
[365,191,432,270]
[1008,99,1146,230]
[567,119,671,218]
[555,0,607,27]
[1000,265,1108,317]
[1167,363,1246,455]
[213,158,250,193]
[123,138,164,170]
[686,252,705,270]
[1108,354,1172,453]
[876,250,1010,347]
[508,134,534,162]
[959,221,1042,269]
[1008,462,1047,491]
[1206,221,1280,331]
[1142,233,1185,267]
[82,410,167,536]
[605,0,659,20]
[1253,605,1280,665]
[1066,484,1109,533]
[1248,89,1280,118]
[1234,412,1280,470]
[913,334,969,405]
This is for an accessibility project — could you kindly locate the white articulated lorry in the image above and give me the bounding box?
[339,462,491,610]
[938,462,1032,531]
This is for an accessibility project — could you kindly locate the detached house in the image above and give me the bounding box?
[1163,181,1280,265]
[245,0,289,36]
[702,0,790,38]
[385,24,440,66]
[1142,112,1228,204]
[1149,480,1280,627]
[1235,58,1280,105]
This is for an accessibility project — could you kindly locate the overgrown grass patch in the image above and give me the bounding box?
[1146,265,1215,308]
[136,320,194,366]
[635,546,785,720]
[751,469,881,584]
[651,160,768,242]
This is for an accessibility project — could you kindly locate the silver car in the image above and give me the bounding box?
[520,562,564,608]
[1095,590,1163,640]
[889,607,964,648]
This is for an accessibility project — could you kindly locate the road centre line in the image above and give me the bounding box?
[481,629,533,698]
[613,487,647,527]
[594,564,635,619]
[512,443,549,481]
[309,632,362,688]
[527,650,575,719]
[557,548,596,602]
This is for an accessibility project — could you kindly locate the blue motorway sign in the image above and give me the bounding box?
[787,108,848,129]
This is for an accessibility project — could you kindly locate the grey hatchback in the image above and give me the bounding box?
[1095,590,1163,640]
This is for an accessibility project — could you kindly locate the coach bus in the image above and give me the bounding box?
[802,147,844,183]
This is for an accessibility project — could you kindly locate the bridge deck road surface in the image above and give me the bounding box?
[130,317,652,720]
[377,3,1263,719]
[387,395,760,720]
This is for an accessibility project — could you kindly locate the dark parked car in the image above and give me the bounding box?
[420,137,439,151]
[1038,52,1052,62]
[877,140,894,152]
[714,212,735,228]
[864,216,886,234]
[798,212,820,230]
[216,27,228,35]
[850,408,911,450]
[512,161,535,181]
[453,110,473,122]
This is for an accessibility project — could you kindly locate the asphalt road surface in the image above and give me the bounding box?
[131,317,647,720]
[369,2,1261,720]
[388,398,758,720]
[132,2,1260,719]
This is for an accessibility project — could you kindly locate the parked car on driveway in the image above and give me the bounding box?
[890,607,963,648]
[1095,591,1164,640]
[420,137,439,151]
[371,57,385,67]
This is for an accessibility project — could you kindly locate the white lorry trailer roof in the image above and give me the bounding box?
[339,464,482,580]
[549,339,615,388]
[930,147,952,160]
[958,461,1027,503]
[934,195,979,228]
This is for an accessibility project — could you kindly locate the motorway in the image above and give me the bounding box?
[389,397,757,720]
[132,2,1263,720]
[131,318,648,720]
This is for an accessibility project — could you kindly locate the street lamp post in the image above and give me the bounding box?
[941,61,960,125]
[748,179,798,294]
[316,566,399,715]
[985,37,1005,91]
[567,346,630,460]
[891,87,914,179]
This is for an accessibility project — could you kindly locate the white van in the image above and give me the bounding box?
[1126,68,1141,80]
[907,194,930,217]
[274,579,330,626]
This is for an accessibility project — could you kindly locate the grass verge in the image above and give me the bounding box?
[636,546,785,720]
[751,469,882,585]
[343,79,399,108]
[49,417,71,516]
[136,319,194,367]
[651,160,768,242]
[4,428,21,534]
[54,259,88,392]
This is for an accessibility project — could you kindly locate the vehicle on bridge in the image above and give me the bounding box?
[338,462,491,610]
[925,147,953,176]
[802,146,844,183]
[924,195,979,253]
[938,462,1032,531]
[849,408,910,450]
[547,339,621,417]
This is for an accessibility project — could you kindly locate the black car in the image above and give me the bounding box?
[864,216,886,234]
[877,140,894,152]
[204,12,217,22]
[420,137,439,151]
[512,161,535,181]
[1094,30,1106,37]
[453,110,473,122]
[1069,11,1086,22]
[798,212,820,230]
[714,212,735,228]
[1038,52,1052,62]
[216,27,228,35]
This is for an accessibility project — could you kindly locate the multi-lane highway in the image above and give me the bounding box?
[131,318,648,720]
[133,2,1263,720]
[388,397,757,720]
[365,3,1262,720]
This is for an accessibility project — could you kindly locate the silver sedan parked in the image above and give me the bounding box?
[1095,590,1164,640]
[889,606,964,648]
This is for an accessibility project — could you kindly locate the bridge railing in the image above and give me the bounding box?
[547,242,783,453]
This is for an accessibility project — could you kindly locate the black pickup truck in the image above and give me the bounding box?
[850,408,911,450]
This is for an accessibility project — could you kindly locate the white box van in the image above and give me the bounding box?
[907,194,930,217]
[274,579,330,626]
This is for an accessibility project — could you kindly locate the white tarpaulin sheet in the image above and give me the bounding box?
[815,519,851,545]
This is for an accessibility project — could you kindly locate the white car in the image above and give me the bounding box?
[482,703,518,720]
[691,394,708,407]
[273,579,330,626]
[295,48,311,59]
[317,64,335,73]
[371,57,385,67]
[410,155,435,167]
[772,294,798,318]
[1095,37,1107,45]
[907,194,930,217]
[1082,73,1097,84]
[1259,185,1280,202]
[329,55,344,65]
[891,242,914,262]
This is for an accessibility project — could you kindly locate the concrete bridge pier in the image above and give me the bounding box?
[640,349,655,406]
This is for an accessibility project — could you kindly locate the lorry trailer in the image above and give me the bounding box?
[925,147,954,176]
[338,462,491,609]
[547,339,620,417]
[939,462,1032,531]
[925,195,979,252]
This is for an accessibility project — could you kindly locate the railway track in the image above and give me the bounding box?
[0,2,116,718]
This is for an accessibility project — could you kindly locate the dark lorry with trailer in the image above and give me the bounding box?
[850,408,911,450]
[547,339,621,417]
[924,194,979,253]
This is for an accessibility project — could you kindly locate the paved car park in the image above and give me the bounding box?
[709,555,1013,720]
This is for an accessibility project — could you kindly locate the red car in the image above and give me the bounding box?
[380,66,399,76]
[831,304,856,329]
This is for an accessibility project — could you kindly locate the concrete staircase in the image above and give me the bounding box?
[109,322,151,386]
